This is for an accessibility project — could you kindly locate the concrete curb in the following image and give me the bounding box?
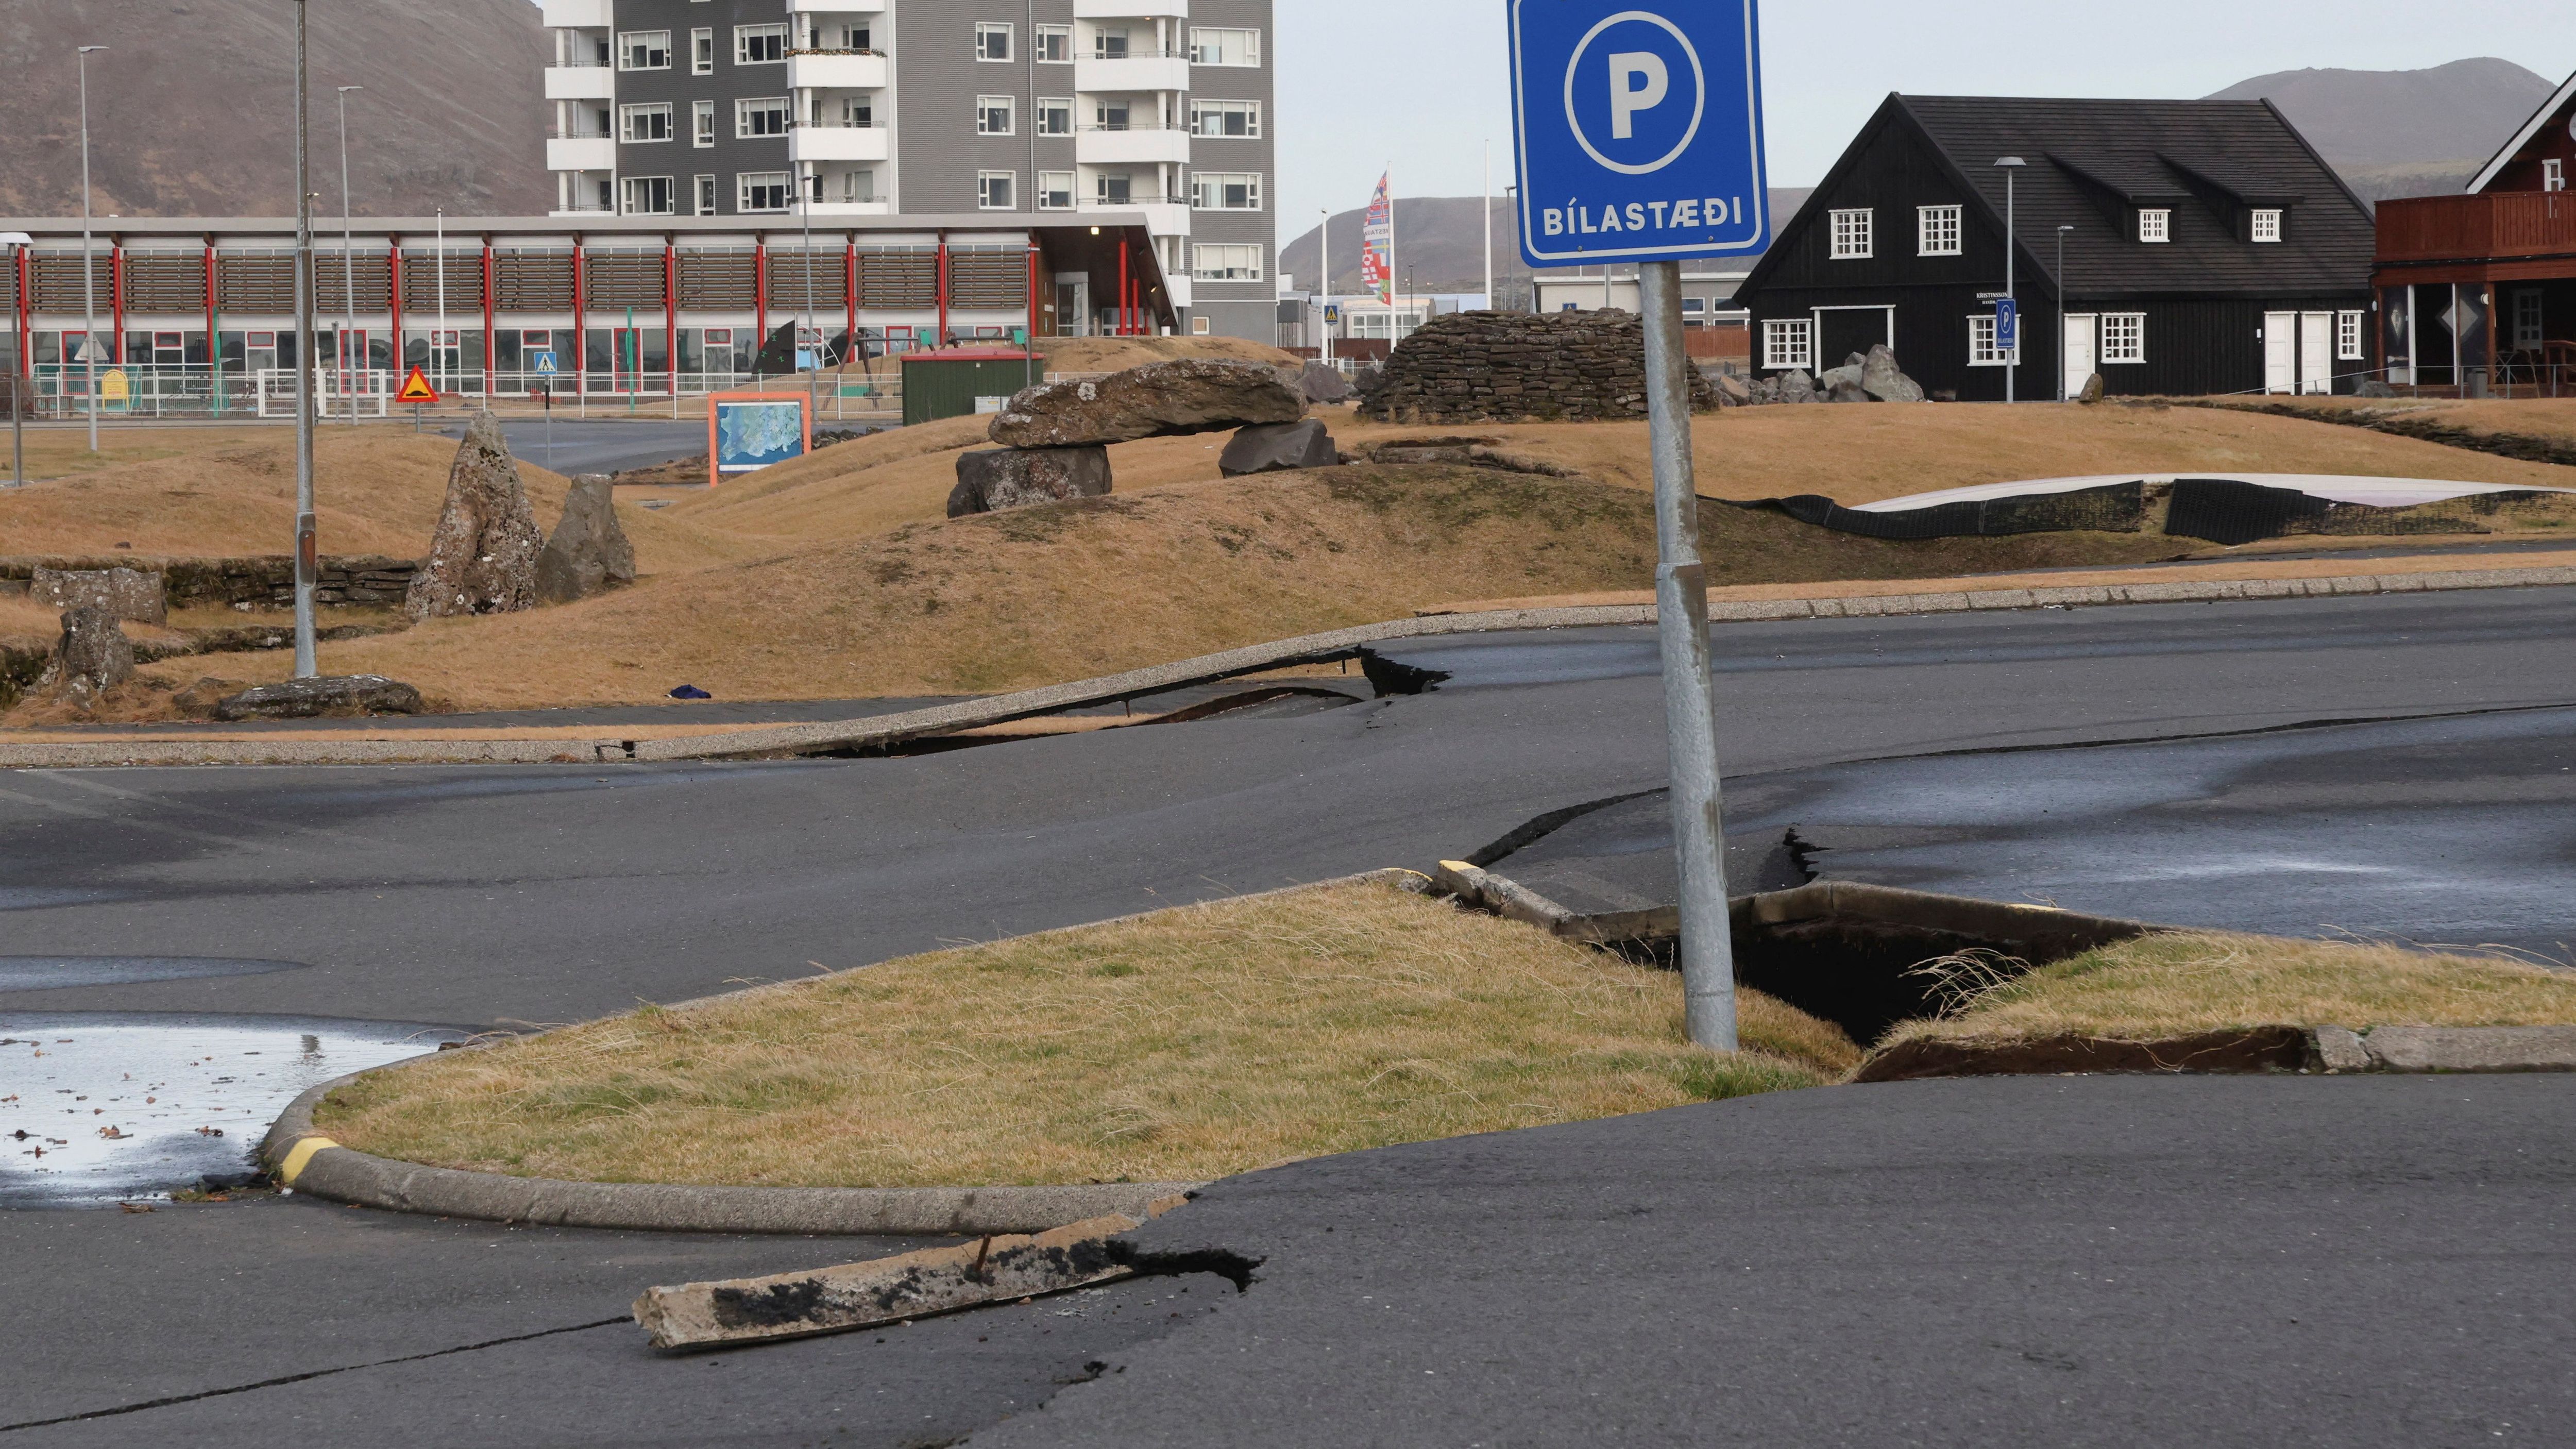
[9,562,2572,769]
[1857,1024,2576,1082]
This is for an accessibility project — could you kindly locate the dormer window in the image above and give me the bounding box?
[2138,209,2171,243]
[2250,209,2283,243]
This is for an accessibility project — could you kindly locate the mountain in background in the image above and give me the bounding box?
[0,0,548,218]
[1279,191,1814,300]
[2205,58,2562,202]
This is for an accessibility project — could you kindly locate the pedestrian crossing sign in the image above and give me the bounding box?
[396,368,439,403]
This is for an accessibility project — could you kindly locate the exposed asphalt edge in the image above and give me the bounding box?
[1856,1024,2576,1083]
[9,562,2572,769]
[250,870,1423,1235]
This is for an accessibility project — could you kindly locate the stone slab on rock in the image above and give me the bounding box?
[950,446,1114,517]
[535,474,638,605]
[1219,419,1341,477]
[1296,361,1353,404]
[989,359,1304,448]
[1860,345,1926,403]
[38,605,135,700]
[32,566,166,625]
[405,413,545,621]
[214,674,425,722]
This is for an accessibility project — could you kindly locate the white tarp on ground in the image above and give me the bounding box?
[1852,474,2576,513]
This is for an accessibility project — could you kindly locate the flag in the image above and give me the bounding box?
[1361,173,1394,306]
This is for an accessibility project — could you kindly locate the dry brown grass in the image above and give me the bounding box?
[2226,396,2576,449]
[1884,932,2576,1049]
[315,881,1853,1189]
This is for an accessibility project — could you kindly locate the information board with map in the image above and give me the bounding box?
[706,393,813,485]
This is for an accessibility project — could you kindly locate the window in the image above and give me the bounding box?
[975,22,1013,62]
[1036,98,1072,136]
[620,176,674,216]
[833,95,875,128]
[691,28,713,74]
[1095,173,1132,205]
[1092,25,1131,59]
[2341,310,2369,361]
[1193,315,1212,335]
[2100,312,2146,364]
[1192,172,1262,210]
[1761,318,1814,370]
[734,23,787,64]
[2138,209,2171,243]
[838,170,877,205]
[1093,100,1132,131]
[976,95,1015,136]
[977,171,1016,210]
[2548,160,2567,193]
[2250,209,2283,243]
[1968,313,2020,366]
[619,103,672,143]
[2513,290,2545,350]
[736,97,790,139]
[1035,24,1071,62]
[618,30,671,70]
[1039,172,1075,210]
[1191,100,1262,139]
[738,171,790,213]
[1828,208,1872,260]
[1917,205,1961,257]
[1193,243,1264,282]
[692,100,716,147]
[694,175,717,215]
[1191,27,1260,66]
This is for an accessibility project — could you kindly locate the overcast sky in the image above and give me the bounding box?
[1276,1,2576,224]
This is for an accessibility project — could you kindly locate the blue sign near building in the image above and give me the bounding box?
[1995,296,2020,352]
[1510,1,1772,268]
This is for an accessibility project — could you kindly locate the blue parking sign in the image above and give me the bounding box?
[1510,1,1772,268]
[1995,297,2020,352]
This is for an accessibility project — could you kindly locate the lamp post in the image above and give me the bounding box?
[2056,224,2074,403]
[1994,156,2026,403]
[336,85,363,423]
[292,0,318,679]
[3,232,28,487]
[78,44,108,454]
[1318,207,1331,365]
[435,207,448,390]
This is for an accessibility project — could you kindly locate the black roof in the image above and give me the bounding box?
[1760,95,2376,298]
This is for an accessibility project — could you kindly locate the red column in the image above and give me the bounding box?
[664,240,677,396]
[202,243,217,384]
[387,240,404,372]
[1025,245,1038,344]
[1118,235,1130,336]
[111,242,125,363]
[481,242,496,395]
[14,246,28,379]
[571,238,587,393]
[843,236,857,352]
[754,241,768,362]
[936,230,950,350]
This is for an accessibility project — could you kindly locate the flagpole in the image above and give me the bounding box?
[1386,162,1398,339]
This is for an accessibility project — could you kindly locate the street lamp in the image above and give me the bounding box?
[336,85,363,423]
[2,231,28,487]
[78,44,108,454]
[2056,224,2074,403]
[1994,156,2026,403]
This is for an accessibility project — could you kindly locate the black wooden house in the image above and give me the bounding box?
[1734,96,2376,401]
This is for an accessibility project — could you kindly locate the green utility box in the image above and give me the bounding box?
[901,349,1042,427]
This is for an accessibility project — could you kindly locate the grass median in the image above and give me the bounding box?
[316,880,1860,1190]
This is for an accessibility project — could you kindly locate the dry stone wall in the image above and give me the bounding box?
[1359,311,1718,424]
[1,555,418,610]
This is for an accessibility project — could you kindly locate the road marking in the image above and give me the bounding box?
[277,1135,340,1186]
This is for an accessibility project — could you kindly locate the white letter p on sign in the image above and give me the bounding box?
[1608,52,1669,140]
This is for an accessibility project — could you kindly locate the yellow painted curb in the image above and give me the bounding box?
[277,1135,340,1186]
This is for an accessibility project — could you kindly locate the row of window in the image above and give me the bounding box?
[973,97,1261,138]
[972,22,1261,67]
[612,97,1263,145]
[1826,203,2289,259]
[1760,310,2365,370]
[614,170,1262,216]
[620,26,787,72]
[616,24,1263,71]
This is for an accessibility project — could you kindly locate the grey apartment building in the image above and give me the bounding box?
[540,0,1276,342]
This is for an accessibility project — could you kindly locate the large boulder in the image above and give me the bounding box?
[2354,379,2398,399]
[32,566,165,625]
[534,474,638,605]
[949,446,1114,517]
[1817,362,1869,402]
[1296,361,1353,403]
[214,675,425,721]
[1859,345,1926,403]
[37,605,134,702]
[2077,372,2108,405]
[405,413,545,621]
[1775,369,1818,404]
[989,360,1305,448]
[1219,419,1341,477]
[1712,372,1753,407]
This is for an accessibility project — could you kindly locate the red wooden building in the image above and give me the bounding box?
[2375,69,2576,393]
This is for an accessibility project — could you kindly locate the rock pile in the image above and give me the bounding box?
[1358,311,1719,423]
[534,475,637,605]
[955,360,1327,516]
[406,413,545,620]
[1740,345,1926,406]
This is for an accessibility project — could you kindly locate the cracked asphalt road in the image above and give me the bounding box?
[4,587,2574,1445]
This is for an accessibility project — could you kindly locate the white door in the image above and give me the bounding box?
[2263,312,2297,394]
[2299,312,2335,394]
[2062,314,2097,400]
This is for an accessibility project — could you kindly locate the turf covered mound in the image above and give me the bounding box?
[1755,474,2576,546]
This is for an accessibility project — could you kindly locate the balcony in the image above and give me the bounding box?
[2377,192,2576,269]
[1076,125,1192,166]
[547,136,617,172]
[787,52,890,90]
[789,0,887,10]
[801,200,893,217]
[790,124,890,163]
[1076,0,1188,15]
[544,65,616,101]
[1076,54,1191,95]
[538,0,612,26]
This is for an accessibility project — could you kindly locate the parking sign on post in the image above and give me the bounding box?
[1511,0,1772,1051]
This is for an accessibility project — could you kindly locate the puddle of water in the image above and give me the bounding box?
[0,1012,467,1207]
[0,888,131,912]
[0,958,310,993]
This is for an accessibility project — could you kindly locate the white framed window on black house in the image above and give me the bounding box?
[737,97,789,140]
[620,104,672,143]
[1762,318,1814,370]
[976,96,1015,136]
[1917,205,1960,257]
[738,172,790,213]
[1968,313,2019,366]
[1193,243,1263,282]
[2250,209,2283,243]
[1829,209,1873,259]
[1039,172,1075,210]
[975,22,1013,62]
[977,171,1016,210]
[619,30,671,70]
[1037,99,1072,137]
[2547,159,2567,193]
[734,23,787,64]
[2138,209,2171,243]
[1192,100,1261,139]
[1191,28,1261,66]
[2340,310,2368,360]
[1035,24,1071,62]
[2100,312,2145,364]
[1193,172,1262,210]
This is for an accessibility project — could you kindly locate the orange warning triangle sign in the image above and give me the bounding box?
[396,368,439,403]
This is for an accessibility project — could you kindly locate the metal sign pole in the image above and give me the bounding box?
[291,2,318,679]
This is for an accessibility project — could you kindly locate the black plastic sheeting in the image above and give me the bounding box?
[1751,478,2556,546]
[1759,483,2145,540]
